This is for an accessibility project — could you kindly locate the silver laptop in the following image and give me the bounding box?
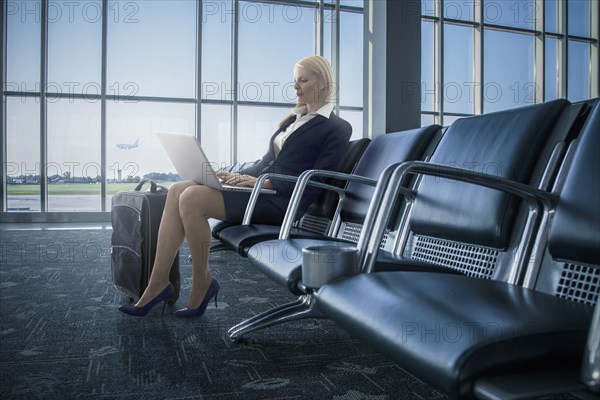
[156,131,275,194]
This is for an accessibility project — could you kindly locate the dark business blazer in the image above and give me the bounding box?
[240,112,352,215]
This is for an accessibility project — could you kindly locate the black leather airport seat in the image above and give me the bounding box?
[248,98,586,296]
[246,125,442,292]
[316,100,600,399]
[226,125,442,339]
[217,138,371,255]
[299,138,373,232]
[318,272,593,399]
[231,99,593,342]
[366,99,590,281]
[210,160,262,242]
[209,141,368,252]
[471,101,600,400]
[230,99,589,342]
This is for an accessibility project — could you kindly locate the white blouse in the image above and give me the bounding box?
[273,103,334,158]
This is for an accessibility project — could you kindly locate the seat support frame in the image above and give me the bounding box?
[227,293,323,341]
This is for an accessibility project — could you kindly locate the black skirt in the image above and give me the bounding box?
[221,190,291,225]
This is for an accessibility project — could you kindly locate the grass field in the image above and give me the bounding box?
[7,182,176,196]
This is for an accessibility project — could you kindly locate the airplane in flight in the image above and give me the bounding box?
[116,138,140,150]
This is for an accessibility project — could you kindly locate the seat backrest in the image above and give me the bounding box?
[298,138,371,234]
[400,99,589,281]
[339,126,442,223]
[333,125,442,245]
[533,100,600,305]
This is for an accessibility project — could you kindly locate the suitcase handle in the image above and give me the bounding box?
[134,179,168,194]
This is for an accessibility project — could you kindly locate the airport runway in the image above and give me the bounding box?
[7,195,114,212]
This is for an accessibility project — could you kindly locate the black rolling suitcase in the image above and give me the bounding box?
[111,180,180,304]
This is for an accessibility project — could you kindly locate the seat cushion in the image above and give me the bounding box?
[316,272,593,399]
[248,239,459,294]
[210,219,232,239]
[219,225,337,256]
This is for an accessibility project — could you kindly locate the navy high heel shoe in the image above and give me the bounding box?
[175,278,220,318]
[118,284,174,317]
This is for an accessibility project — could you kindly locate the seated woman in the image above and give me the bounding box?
[119,55,352,317]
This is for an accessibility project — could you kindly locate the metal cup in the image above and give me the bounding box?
[301,245,359,289]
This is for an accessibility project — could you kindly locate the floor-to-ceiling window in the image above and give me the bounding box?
[421,0,599,126]
[1,0,364,219]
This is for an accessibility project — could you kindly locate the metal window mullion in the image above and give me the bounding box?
[29,92,198,104]
[196,0,202,142]
[567,34,598,43]
[236,100,294,108]
[535,0,545,102]
[232,0,239,165]
[316,0,324,55]
[483,23,539,35]
[258,0,317,7]
[474,0,483,115]
[443,18,478,28]
[435,0,444,124]
[590,0,599,98]
[558,0,568,98]
[364,1,372,137]
[100,0,108,211]
[1,0,7,212]
[40,0,48,212]
[333,0,340,114]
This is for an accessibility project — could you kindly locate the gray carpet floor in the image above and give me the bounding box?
[0,228,581,399]
[0,228,451,400]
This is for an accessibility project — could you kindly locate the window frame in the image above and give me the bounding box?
[421,0,599,126]
[1,0,364,221]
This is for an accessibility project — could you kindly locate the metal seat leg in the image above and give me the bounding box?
[228,294,322,341]
[581,300,600,393]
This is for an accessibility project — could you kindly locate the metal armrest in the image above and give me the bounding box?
[360,161,557,281]
[241,162,417,246]
[277,163,419,264]
[241,173,298,225]
[278,169,380,239]
[241,172,353,226]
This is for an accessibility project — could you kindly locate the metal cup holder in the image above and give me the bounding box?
[301,245,359,289]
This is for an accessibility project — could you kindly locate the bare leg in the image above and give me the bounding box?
[178,185,227,308]
[135,181,197,307]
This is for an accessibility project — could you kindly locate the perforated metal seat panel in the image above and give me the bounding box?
[297,214,331,235]
[341,222,390,249]
[555,263,600,305]
[411,235,499,279]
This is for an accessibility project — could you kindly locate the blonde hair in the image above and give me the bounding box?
[279,55,335,128]
[295,55,335,104]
